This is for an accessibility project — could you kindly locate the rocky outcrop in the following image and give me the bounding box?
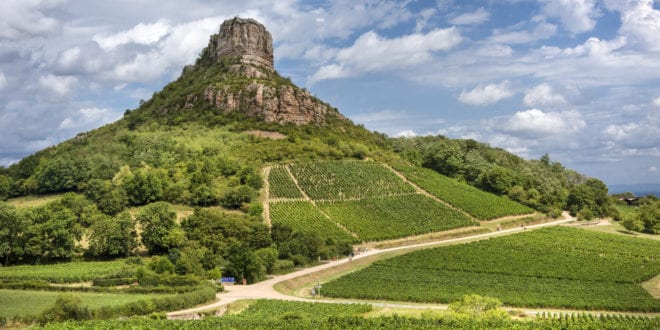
[203,82,334,125]
[207,17,274,70]
[189,17,343,125]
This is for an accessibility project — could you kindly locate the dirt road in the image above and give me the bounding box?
[167,214,575,318]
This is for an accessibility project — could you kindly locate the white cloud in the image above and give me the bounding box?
[523,84,567,107]
[0,72,7,90]
[94,19,171,50]
[458,81,513,106]
[39,74,77,96]
[0,0,63,40]
[608,0,660,51]
[543,0,598,34]
[489,22,557,44]
[449,7,490,25]
[649,166,658,172]
[58,107,120,131]
[559,37,627,57]
[501,109,586,136]
[476,44,513,57]
[653,97,660,107]
[310,27,461,83]
[394,129,417,138]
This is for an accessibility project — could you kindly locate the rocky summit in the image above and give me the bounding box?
[196,17,341,125]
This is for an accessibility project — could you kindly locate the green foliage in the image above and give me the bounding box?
[323,227,660,311]
[567,178,612,218]
[318,195,477,241]
[220,185,255,209]
[267,166,303,199]
[0,202,25,265]
[136,202,178,255]
[289,161,415,200]
[0,260,136,283]
[0,175,11,200]
[637,199,660,234]
[392,164,533,220]
[270,201,355,243]
[38,294,91,325]
[449,294,509,321]
[86,211,137,258]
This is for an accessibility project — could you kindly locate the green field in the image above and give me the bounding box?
[0,260,135,283]
[0,289,171,319]
[391,164,533,220]
[268,166,303,199]
[318,195,477,241]
[39,299,660,329]
[322,227,660,311]
[270,201,356,242]
[289,161,416,200]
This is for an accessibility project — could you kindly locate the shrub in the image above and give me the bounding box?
[38,294,91,325]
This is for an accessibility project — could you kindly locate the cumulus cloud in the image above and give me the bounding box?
[458,81,513,106]
[310,27,461,83]
[488,21,557,44]
[542,0,598,34]
[500,109,586,137]
[449,7,490,25]
[607,0,660,51]
[523,84,567,107]
[58,107,121,131]
[394,129,417,138]
[39,74,77,96]
[0,0,63,40]
[650,166,658,173]
[654,97,660,107]
[94,19,171,50]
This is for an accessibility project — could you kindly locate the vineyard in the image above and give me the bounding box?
[322,227,660,311]
[0,260,134,283]
[39,299,660,329]
[391,164,533,220]
[318,195,477,241]
[269,201,356,242]
[267,166,303,199]
[289,161,416,200]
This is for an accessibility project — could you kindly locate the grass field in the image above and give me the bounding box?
[322,227,660,311]
[0,289,171,318]
[0,260,135,283]
[6,193,67,209]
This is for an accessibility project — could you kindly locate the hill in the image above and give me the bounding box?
[0,18,612,269]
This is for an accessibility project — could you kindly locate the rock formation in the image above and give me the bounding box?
[195,17,341,125]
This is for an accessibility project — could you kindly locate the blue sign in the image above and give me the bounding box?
[221,277,235,283]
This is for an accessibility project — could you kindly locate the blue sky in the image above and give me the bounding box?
[0,0,659,188]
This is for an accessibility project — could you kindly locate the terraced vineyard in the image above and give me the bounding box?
[0,260,134,283]
[289,161,416,200]
[267,166,303,199]
[391,164,533,220]
[269,201,356,242]
[318,195,476,241]
[322,227,660,311]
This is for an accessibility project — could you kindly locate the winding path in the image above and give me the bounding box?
[167,214,575,319]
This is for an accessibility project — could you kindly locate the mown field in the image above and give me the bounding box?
[391,164,533,220]
[318,195,477,241]
[38,299,660,329]
[322,227,660,311]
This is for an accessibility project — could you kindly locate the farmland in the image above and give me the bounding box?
[289,161,416,200]
[267,166,303,199]
[322,227,660,311]
[269,201,356,242]
[318,195,477,241]
[391,164,533,220]
[0,260,135,283]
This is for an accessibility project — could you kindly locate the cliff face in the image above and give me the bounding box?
[195,17,339,125]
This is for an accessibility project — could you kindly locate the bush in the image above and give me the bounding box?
[38,294,91,325]
[272,259,295,273]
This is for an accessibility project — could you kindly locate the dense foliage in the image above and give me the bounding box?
[37,299,659,329]
[392,137,616,218]
[318,195,477,241]
[391,164,533,220]
[289,160,415,200]
[617,195,660,234]
[322,227,660,311]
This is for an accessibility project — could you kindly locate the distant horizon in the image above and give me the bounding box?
[608,183,660,196]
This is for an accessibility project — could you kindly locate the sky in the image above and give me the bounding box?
[0,0,659,188]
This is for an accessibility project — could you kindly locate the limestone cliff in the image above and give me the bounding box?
[193,17,341,125]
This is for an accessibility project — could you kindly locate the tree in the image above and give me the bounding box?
[22,205,82,261]
[136,202,178,254]
[449,294,509,320]
[0,202,26,265]
[123,167,166,206]
[220,185,254,209]
[637,200,660,234]
[87,211,137,257]
[0,175,11,200]
[225,242,265,284]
